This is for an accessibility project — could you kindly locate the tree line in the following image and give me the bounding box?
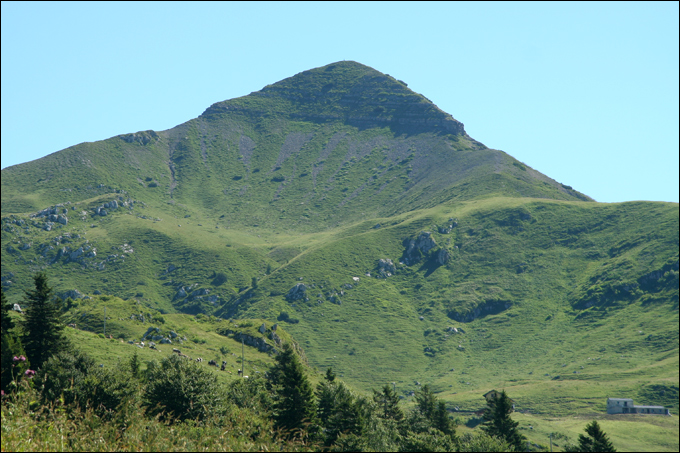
[2,272,616,451]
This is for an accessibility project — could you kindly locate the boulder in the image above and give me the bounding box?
[57,289,84,300]
[142,326,159,339]
[286,283,307,301]
[259,323,266,334]
[173,287,187,301]
[377,258,396,276]
[436,248,450,265]
[69,247,84,260]
[169,330,178,339]
[403,232,437,264]
[57,215,68,225]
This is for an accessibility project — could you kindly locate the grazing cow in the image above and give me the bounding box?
[195,357,203,362]
[208,360,218,367]
[68,323,77,328]
[221,361,227,371]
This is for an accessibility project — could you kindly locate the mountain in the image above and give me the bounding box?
[2,61,678,426]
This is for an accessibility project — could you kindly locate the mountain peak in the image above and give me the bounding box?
[201,61,467,136]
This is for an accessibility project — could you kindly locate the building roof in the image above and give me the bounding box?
[607,398,634,402]
[634,405,667,410]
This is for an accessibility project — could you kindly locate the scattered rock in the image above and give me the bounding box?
[259,323,266,334]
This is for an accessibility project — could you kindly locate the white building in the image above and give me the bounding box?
[606,398,670,415]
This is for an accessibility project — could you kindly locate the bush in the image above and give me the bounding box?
[36,350,95,405]
[212,272,228,286]
[36,350,136,418]
[277,311,299,324]
[143,354,227,422]
[226,374,274,413]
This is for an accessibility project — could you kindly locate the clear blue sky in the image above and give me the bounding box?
[2,1,678,203]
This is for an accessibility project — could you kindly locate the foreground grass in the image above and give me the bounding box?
[1,383,310,452]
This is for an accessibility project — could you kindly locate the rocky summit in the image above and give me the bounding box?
[1,61,677,427]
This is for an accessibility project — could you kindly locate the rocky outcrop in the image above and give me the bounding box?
[57,289,85,301]
[377,258,396,277]
[286,283,308,301]
[436,248,450,265]
[448,300,512,323]
[119,130,159,145]
[402,232,437,265]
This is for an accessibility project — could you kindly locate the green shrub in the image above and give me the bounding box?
[36,350,95,405]
[212,272,228,286]
[143,354,227,422]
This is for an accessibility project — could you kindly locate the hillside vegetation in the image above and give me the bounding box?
[2,61,678,450]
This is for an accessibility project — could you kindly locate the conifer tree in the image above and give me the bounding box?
[414,384,438,421]
[433,400,456,437]
[1,288,15,335]
[481,390,526,451]
[271,343,316,437]
[575,420,616,452]
[316,378,367,446]
[373,384,404,421]
[21,272,67,368]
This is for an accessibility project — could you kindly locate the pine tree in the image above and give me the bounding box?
[271,343,316,437]
[481,390,526,451]
[576,421,616,452]
[372,384,404,421]
[1,288,15,335]
[433,400,455,437]
[21,272,68,368]
[414,384,438,421]
[316,378,366,446]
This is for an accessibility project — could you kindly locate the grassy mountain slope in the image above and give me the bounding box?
[2,61,677,449]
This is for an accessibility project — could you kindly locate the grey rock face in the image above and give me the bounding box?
[436,248,450,265]
[286,283,307,301]
[57,215,68,225]
[259,323,267,334]
[143,326,159,339]
[402,231,437,265]
[377,258,396,277]
[58,289,84,300]
[190,288,210,298]
[173,287,187,301]
[70,247,84,260]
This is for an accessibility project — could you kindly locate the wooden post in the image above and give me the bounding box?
[242,338,245,378]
